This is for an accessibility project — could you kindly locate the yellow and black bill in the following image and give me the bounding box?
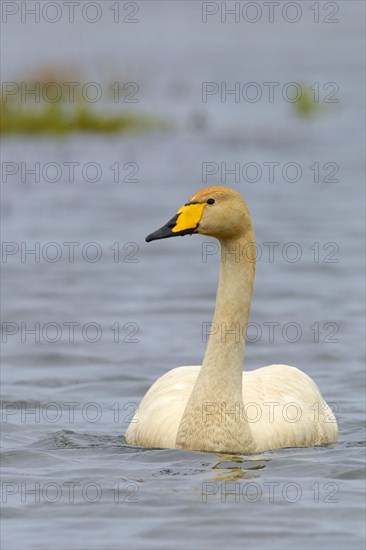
[146,202,206,242]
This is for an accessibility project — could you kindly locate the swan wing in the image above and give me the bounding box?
[125,366,199,449]
[242,365,338,450]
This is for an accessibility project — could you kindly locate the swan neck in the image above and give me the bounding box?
[201,233,255,386]
[175,231,256,453]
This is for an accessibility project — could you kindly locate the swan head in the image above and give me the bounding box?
[146,186,252,243]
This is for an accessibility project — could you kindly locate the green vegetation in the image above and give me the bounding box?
[292,85,319,118]
[1,100,163,135]
[1,71,166,135]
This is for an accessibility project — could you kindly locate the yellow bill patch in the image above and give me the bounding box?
[172,203,206,233]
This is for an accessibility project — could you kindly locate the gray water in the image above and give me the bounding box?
[1,2,365,549]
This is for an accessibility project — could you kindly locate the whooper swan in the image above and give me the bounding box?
[125,186,338,453]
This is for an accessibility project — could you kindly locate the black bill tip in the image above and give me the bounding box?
[145,213,200,243]
[145,233,157,243]
[145,215,179,243]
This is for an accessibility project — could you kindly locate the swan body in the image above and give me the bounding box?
[126,365,337,452]
[125,186,338,453]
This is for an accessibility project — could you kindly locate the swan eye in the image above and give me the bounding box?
[207,198,215,205]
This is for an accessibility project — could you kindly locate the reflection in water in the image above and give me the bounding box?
[211,455,270,481]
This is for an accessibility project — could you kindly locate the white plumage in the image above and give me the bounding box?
[126,365,338,452]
